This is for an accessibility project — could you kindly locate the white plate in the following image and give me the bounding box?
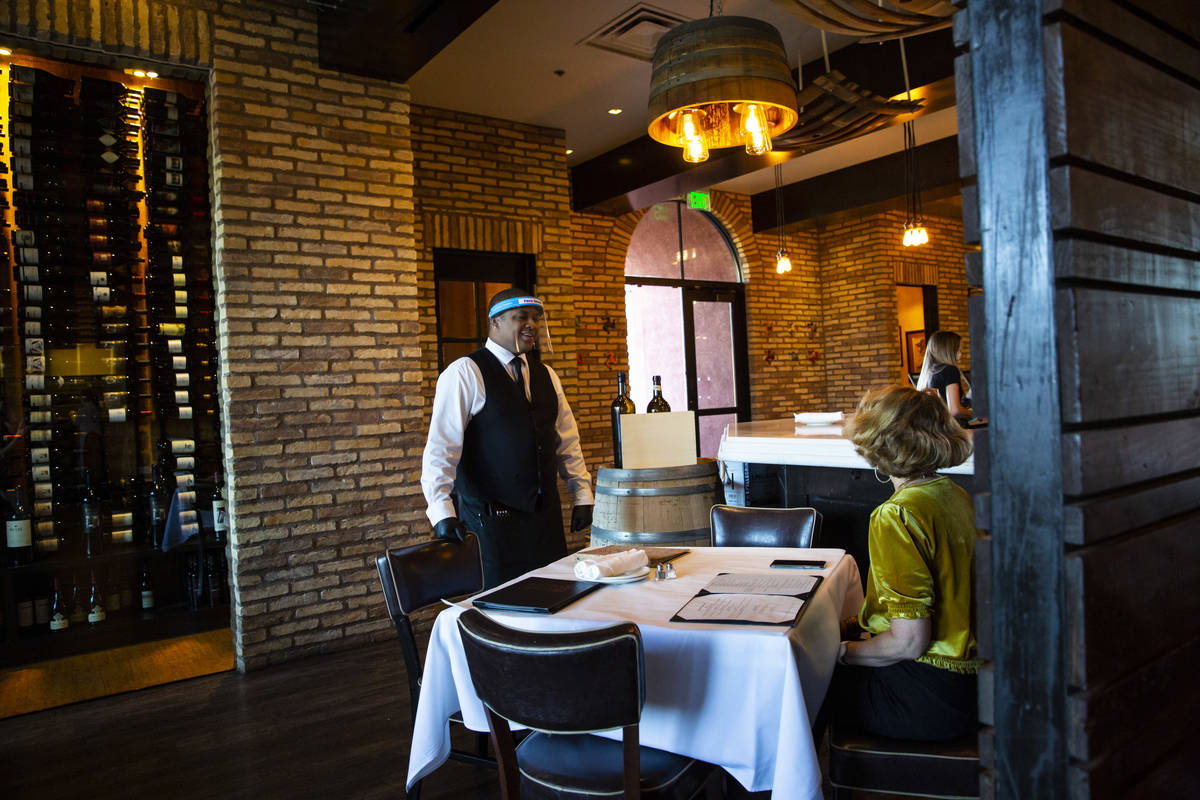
[595,566,651,584]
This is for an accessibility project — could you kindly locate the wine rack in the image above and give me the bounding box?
[0,55,228,666]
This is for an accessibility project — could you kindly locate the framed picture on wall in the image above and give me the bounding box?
[905,330,927,373]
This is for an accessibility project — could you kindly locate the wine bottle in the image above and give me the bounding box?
[146,467,169,549]
[6,488,34,565]
[139,562,156,618]
[87,569,107,625]
[105,569,122,615]
[646,375,671,413]
[49,575,70,632]
[16,592,35,633]
[69,574,87,624]
[34,580,52,628]
[609,372,635,468]
[81,471,106,558]
[211,471,228,542]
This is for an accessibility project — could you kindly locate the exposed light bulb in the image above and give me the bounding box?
[0,47,12,56]
[902,224,930,247]
[776,250,792,274]
[740,103,772,156]
[146,71,158,78]
[679,109,709,164]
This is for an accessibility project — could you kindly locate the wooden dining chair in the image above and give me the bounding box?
[376,534,493,800]
[455,607,721,799]
[709,504,823,549]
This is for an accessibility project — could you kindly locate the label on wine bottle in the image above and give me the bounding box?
[31,465,51,481]
[24,305,43,320]
[180,522,200,538]
[106,408,127,423]
[175,456,195,471]
[17,247,39,265]
[213,500,228,534]
[6,519,32,548]
[26,355,46,373]
[12,230,36,248]
[164,155,183,170]
[50,612,69,631]
[174,272,187,287]
[18,265,40,282]
[35,597,50,625]
[171,439,196,454]
[141,590,155,609]
[30,429,52,443]
[112,529,134,545]
[176,473,195,489]
[18,601,34,627]
[29,411,50,425]
[34,482,53,499]
[14,173,34,191]
[174,305,188,319]
[106,592,121,611]
[178,406,194,419]
[23,284,43,302]
[171,255,184,270]
[172,355,187,370]
[25,338,44,355]
[179,509,198,525]
[34,535,59,554]
[25,375,45,391]
[174,289,188,304]
[34,501,52,517]
[174,372,191,387]
[93,286,111,302]
[31,447,50,464]
[24,321,42,336]
[111,512,134,528]
[90,271,109,286]
[29,394,50,408]
[173,390,189,404]
[178,491,197,507]
[88,604,106,624]
[168,338,184,354]
[159,322,186,336]
[163,171,184,187]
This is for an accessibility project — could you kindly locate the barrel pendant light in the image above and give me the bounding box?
[647,16,799,164]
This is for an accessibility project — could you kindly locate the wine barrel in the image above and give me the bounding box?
[590,461,721,549]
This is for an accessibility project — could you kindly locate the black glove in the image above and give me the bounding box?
[433,517,467,544]
[570,504,593,532]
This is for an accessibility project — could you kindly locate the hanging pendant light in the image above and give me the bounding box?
[647,15,799,164]
[899,38,929,247]
[774,163,792,274]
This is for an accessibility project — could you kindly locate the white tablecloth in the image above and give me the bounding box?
[406,546,863,799]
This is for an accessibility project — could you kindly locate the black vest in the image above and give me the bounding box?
[456,348,559,513]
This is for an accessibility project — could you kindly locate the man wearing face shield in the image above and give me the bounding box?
[420,288,594,588]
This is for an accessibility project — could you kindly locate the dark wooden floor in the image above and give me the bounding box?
[0,640,847,800]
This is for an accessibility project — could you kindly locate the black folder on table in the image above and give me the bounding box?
[471,576,603,614]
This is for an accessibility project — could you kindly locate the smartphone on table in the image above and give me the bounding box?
[769,559,827,570]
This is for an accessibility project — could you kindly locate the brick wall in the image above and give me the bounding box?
[1,0,423,671]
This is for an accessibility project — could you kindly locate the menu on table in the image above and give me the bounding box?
[671,572,823,626]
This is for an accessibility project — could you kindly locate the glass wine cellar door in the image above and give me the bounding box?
[0,54,228,668]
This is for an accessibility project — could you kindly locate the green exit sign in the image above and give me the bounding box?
[686,191,710,211]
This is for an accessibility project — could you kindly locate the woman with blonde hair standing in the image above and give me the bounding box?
[831,384,979,740]
[916,330,972,422]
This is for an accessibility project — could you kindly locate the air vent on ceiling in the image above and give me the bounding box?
[579,3,692,62]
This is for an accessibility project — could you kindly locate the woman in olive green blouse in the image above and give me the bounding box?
[833,384,979,740]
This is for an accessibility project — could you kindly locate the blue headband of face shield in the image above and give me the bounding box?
[488,296,543,318]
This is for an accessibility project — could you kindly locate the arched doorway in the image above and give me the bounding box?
[624,201,750,458]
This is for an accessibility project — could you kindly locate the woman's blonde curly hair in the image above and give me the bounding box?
[844,384,973,478]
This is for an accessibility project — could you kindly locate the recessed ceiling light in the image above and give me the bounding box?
[607,108,623,115]
[132,70,146,77]
[566,149,573,155]
[146,71,158,78]
[0,47,12,56]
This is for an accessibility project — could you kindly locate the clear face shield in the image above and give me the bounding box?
[488,295,555,357]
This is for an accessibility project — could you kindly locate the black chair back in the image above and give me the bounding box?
[709,504,823,548]
[457,608,643,733]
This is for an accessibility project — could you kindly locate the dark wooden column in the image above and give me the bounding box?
[966,2,1067,796]
[964,1,1200,797]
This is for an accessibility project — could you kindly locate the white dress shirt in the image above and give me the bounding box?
[421,337,594,525]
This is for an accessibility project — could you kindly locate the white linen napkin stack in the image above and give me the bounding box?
[573,549,648,581]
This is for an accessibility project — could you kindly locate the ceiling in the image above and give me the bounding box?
[316,0,959,204]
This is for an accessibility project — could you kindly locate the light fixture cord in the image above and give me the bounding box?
[709,0,723,17]
[820,30,831,73]
[899,37,921,227]
[775,163,785,254]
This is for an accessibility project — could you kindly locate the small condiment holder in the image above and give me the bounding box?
[654,562,677,581]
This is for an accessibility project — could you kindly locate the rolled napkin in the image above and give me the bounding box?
[574,549,649,581]
[794,411,845,425]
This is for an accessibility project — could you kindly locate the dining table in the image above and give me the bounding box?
[406,545,864,799]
